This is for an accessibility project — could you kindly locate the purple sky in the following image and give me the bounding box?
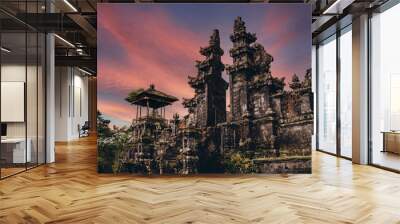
[98,4,311,127]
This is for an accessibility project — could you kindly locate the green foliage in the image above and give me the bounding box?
[98,131,133,173]
[97,110,132,173]
[224,152,257,174]
[110,131,132,174]
[97,111,112,138]
[98,139,117,173]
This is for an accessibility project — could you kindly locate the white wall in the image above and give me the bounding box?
[1,65,42,137]
[55,67,69,141]
[1,65,26,138]
[72,73,89,138]
[1,82,25,122]
[55,67,89,141]
[1,63,46,164]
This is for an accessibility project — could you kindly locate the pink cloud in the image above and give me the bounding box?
[98,99,136,123]
[257,8,309,81]
[97,6,213,122]
[98,8,200,97]
[97,5,309,124]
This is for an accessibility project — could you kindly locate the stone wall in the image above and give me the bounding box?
[279,121,313,156]
[254,157,311,174]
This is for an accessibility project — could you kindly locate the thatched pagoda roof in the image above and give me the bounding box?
[126,84,178,109]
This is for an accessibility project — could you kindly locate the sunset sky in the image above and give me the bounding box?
[98,4,311,127]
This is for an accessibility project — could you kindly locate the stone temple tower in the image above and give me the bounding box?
[226,17,282,152]
[226,17,259,150]
[227,17,257,121]
[183,29,228,173]
[184,29,228,128]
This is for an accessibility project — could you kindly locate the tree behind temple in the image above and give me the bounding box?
[97,110,112,138]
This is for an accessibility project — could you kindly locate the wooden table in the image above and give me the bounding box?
[1,138,31,164]
[382,131,400,154]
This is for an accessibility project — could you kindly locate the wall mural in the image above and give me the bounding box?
[97,4,313,174]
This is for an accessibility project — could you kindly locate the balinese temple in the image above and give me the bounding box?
[116,17,313,175]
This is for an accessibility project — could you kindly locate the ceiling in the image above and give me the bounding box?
[0,0,97,74]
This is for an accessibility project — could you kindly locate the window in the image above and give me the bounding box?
[339,26,352,158]
[370,3,400,171]
[0,1,47,179]
[317,35,337,154]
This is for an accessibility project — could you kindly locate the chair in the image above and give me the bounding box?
[79,121,90,138]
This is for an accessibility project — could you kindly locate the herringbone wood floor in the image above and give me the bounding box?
[1,136,400,224]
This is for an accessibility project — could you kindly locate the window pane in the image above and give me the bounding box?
[0,1,47,179]
[317,35,337,154]
[38,33,45,165]
[27,31,38,169]
[1,31,27,177]
[371,3,400,171]
[340,28,352,158]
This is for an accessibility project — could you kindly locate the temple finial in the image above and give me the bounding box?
[234,16,246,33]
[289,74,301,89]
[209,29,220,46]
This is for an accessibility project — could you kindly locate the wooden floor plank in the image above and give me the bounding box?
[0,136,399,223]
